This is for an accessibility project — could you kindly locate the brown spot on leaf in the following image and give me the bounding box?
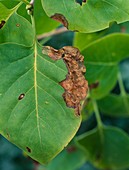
[26,147,31,153]
[42,46,88,116]
[89,81,99,89]
[18,93,25,100]
[16,23,20,27]
[0,20,6,29]
[66,146,76,153]
[121,26,126,33]
[51,13,68,28]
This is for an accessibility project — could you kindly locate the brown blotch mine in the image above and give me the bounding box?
[26,147,31,153]
[18,93,25,100]
[0,20,6,29]
[51,13,68,28]
[42,46,88,116]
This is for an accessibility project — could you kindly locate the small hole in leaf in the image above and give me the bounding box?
[18,93,25,100]
[26,147,31,153]
[0,20,6,29]
[62,53,65,58]
[75,0,86,5]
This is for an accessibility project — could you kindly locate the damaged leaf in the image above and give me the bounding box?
[42,0,129,33]
[0,14,81,164]
[51,13,68,28]
[43,46,88,116]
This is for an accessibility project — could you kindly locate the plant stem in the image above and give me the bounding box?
[92,98,103,129]
[118,71,129,113]
[118,71,126,96]
[37,27,68,40]
[31,14,36,41]
[92,98,104,144]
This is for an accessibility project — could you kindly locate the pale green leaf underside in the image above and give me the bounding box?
[0,43,81,164]
[76,126,129,169]
[42,0,129,33]
[82,34,129,99]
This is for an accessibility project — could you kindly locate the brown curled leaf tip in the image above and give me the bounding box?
[51,13,68,28]
[42,46,88,116]
[0,20,6,29]
[18,93,25,100]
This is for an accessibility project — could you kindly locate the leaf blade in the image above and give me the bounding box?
[0,43,81,164]
[42,0,129,33]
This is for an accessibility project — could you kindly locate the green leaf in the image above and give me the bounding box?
[0,1,21,24]
[97,94,129,117]
[76,126,129,170]
[74,32,104,51]
[0,13,34,46]
[106,21,129,34]
[34,0,59,35]
[42,0,129,33]
[0,42,81,164]
[0,2,14,22]
[1,0,59,35]
[82,33,129,99]
[0,13,81,164]
[17,0,59,35]
[0,0,19,9]
[44,144,86,170]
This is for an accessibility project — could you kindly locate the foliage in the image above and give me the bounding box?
[0,0,129,170]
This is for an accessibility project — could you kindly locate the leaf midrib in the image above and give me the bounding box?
[34,42,42,146]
